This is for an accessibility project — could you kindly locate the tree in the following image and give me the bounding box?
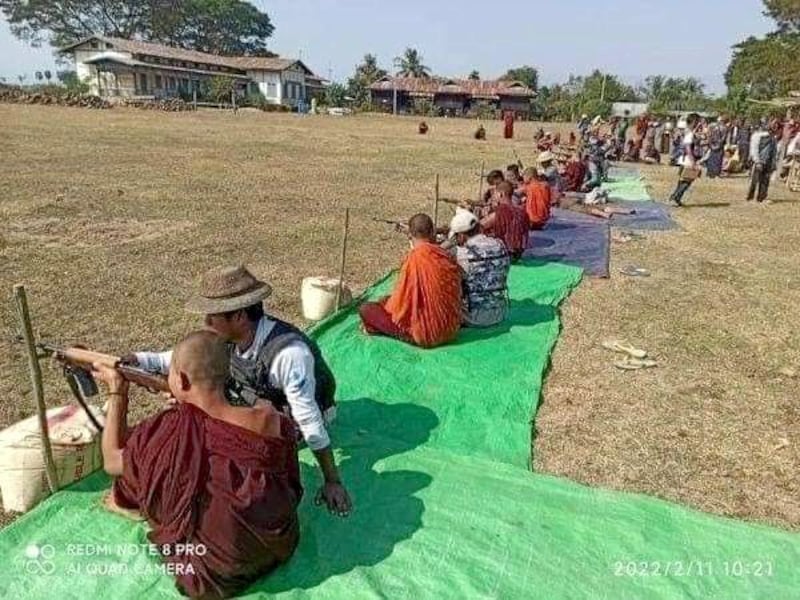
[35,71,43,82]
[501,66,538,90]
[17,74,26,85]
[468,70,480,80]
[347,54,387,106]
[726,33,800,99]
[640,75,711,112]
[0,0,275,55]
[325,82,347,107]
[725,0,800,101]
[44,70,52,81]
[394,47,430,78]
[203,75,234,102]
[763,0,800,33]
[168,0,276,55]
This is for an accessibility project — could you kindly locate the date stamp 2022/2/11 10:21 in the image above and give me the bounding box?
[612,560,774,578]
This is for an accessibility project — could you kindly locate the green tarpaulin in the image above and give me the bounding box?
[604,167,653,202]
[2,262,799,599]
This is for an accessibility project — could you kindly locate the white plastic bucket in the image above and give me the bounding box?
[301,277,352,321]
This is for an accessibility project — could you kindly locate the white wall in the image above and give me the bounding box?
[71,43,134,96]
[247,70,282,104]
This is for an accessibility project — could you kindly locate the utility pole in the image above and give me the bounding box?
[392,80,398,116]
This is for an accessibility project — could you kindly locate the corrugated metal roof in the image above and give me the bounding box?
[61,36,315,76]
[369,76,535,98]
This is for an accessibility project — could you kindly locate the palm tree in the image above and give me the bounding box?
[394,48,430,78]
[468,70,480,80]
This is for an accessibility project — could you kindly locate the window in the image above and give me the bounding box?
[91,41,99,49]
[266,82,277,98]
[155,75,163,89]
[139,73,148,93]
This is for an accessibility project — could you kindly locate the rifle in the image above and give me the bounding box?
[372,217,408,232]
[31,342,170,432]
[513,150,525,171]
[438,197,488,208]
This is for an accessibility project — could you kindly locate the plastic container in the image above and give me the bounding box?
[301,277,352,321]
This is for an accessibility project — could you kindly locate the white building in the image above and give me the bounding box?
[60,35,325,107]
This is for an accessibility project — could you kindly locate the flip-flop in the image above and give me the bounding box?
[614,357,658,370]
[601,340,648,359]
[619,266,651,277]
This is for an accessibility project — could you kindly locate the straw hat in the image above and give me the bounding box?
[186,265,272,315]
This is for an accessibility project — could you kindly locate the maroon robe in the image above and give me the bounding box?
[488,202,529,259]
[114,403,302,599]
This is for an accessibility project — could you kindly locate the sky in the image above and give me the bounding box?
[0,0,775,95]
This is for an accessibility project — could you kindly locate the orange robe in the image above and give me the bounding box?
[523,181,552,229]
[383,242,462,348]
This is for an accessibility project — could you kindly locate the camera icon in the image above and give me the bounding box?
[24,543,56,575]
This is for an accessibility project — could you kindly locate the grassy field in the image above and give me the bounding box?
[0,105,798,532]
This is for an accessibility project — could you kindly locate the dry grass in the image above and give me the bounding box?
[0,105,798,532]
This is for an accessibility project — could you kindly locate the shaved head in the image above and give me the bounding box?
[171,330,230,390]
[408,213,435,240]
[496,181,514,197]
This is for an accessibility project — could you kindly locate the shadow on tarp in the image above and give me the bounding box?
[524,210,610,278]
[610,200,679,231]
[454,299,557,346]
[251,398,438,594]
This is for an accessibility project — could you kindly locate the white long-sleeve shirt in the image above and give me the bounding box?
[135,317,331,451]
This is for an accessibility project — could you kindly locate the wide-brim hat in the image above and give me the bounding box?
[186,265,272,315]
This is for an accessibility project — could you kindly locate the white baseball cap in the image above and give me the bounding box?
[449,208,479,238]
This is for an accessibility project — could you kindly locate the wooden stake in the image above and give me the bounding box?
[433,174,440,226]
[13,285,59,495]
[335,208,350,311]
[477,161,485,204]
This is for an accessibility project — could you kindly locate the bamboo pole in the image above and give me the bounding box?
[433,174,440,226]
[477,161,485,204]
[13,285,59,495]
[335,208,350,311]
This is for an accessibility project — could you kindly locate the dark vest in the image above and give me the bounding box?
[226,319,336,413]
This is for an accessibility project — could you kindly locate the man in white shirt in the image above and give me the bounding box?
[668,113,700,206]
[127,265,352,517]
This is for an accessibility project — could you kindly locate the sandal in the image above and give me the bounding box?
[601,340,648,359]
[619,266,651,277]
[615,357,658,370]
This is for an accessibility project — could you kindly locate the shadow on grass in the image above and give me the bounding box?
[253,398,438,594]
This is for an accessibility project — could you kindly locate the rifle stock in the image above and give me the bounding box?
[38,343,169,394]
[372,217,408,231]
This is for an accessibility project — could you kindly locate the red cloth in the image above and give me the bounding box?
[488,202,529,256]
[359,301,412,342]
[562,160,587,192]
[523,181,552,229]
[503,112,514,139]
[114,404,302,600]
[382,242,462,348]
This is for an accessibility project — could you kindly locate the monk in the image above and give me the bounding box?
[475,124,487,140]
[419,121,429,135]
[503,111,515,139]
[483,169,505,203]
[482,181,529,261]
[97,330,302,599]
[359,214,462,348]
[521,166,552,230]
[560,152,587,193]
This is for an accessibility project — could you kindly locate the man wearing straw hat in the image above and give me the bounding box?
[128,265,352,517]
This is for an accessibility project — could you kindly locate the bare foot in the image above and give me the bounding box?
[102,490,144,521]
